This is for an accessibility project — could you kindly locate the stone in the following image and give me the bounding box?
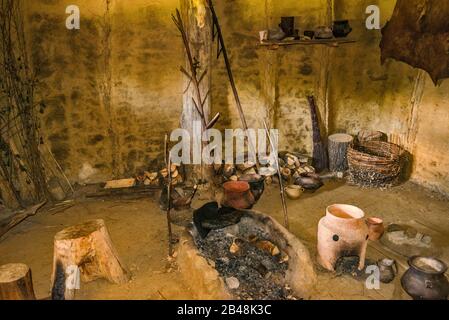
[225,277,240,289]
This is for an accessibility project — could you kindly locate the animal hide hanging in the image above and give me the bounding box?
[380,0,449,85]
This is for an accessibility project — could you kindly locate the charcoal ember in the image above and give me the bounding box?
[193,202,244,238]
[196,227,297,300]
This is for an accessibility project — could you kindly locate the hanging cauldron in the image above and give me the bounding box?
[401,256,449,300]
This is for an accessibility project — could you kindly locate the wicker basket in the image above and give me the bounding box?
[348,141,404,188]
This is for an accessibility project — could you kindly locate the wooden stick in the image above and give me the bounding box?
[208,0,259,168]
[45,145,75,194]
[165,135,174,257]
[172,9,208,131]
[263,120,289,230]
[0,201,46,239]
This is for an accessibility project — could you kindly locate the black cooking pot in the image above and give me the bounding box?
[239,174,265,202]
[401,256,449,300]
[332,20,352,38]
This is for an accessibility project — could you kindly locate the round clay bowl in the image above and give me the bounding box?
[285,185,304,200]
[366,217,385,241]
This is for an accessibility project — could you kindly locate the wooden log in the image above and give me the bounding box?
[51,219,128,300]
[307,95,328,172]
[0,263,36,300]
[328,133,354,172]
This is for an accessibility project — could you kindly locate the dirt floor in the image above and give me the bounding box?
[0,180,448,300]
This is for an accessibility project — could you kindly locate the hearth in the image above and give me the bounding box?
[177,209,317,300]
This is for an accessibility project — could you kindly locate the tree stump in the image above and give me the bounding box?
[0,263,36,300]
[328,134,354,173]
[51,219,128,300]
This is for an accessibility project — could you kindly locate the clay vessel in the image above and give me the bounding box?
[295,172,323,192]
[285,185,304,200]
[378,258,398,284]
[332,20,352,38]
[366,217,385,241]
[222,181,255,210]
[280,17,295,37]
[317,204,369,271]
[401,256,449,300]
[239,174,265,202]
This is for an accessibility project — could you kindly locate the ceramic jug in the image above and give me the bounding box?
[378,258,398,283]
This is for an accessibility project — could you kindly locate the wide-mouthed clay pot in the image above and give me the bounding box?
[401,256,449,300]
[222,181,255,210]
[317,204,369,271]
[285,185,304,200]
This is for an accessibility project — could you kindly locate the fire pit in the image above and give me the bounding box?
[177,209,317,300]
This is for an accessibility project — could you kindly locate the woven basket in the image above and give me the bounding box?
[348,141,404,188]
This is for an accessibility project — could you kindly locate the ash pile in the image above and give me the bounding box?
[194,206,297,300]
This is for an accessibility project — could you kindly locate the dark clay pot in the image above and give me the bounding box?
[332,20,352,38]
[239,174,265,202]
[401,256,449,300]
[222,181,255,210]
[280,17,295,37]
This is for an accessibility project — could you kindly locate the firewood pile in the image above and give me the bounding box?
[213,152,315,185]
[348,141,404,188]
[137,164,184,187]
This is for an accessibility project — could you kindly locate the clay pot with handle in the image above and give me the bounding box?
[378,258,398,284]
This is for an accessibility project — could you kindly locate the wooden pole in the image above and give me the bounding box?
[165,135,174,257]
[0,263,36,300]
[263,120,289,230]
[208,0,259,168]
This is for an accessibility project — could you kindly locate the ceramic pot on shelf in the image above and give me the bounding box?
[332,20,352,38]
[401,256,449,300]
[317,204,370,271]
[280,16,295,37]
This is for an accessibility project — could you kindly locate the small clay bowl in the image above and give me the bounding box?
[285,185,304,200]
[366,217,385,241]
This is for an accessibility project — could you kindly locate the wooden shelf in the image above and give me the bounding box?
[259,38,357,49]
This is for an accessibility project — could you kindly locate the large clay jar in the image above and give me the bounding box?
[401,256,449,300]
[317,204,369,271]
[222,181,255,210]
